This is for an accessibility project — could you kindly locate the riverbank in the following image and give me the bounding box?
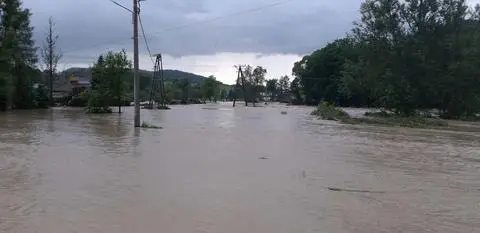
[311,102,453,129]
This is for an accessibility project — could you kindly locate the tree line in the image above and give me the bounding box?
[4,0,479,119]
[0,0,63,111]
[0,0,230,113]
[76,51,230,113]
[291,0,480,119]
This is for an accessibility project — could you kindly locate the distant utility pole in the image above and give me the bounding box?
[133,0,140,127]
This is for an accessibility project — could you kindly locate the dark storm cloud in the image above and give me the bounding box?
[24,0,361,61]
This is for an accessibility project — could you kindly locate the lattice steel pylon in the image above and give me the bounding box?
[232,66,249,107]
[146,54,168,109]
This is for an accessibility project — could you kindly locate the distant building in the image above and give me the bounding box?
[68,75,90,96]
[53,74,90,99]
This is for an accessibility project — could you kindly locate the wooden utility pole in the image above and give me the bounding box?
[133,0,140,127]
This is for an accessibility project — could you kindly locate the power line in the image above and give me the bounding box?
[109,0,132,13]
[138,9,155,65]
[151,0,297,34]
[63,0,298,55]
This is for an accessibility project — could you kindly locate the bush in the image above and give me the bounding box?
[68,96,87,107]
[311,101,349,120]
[84,90,112,113]
[34,84,50,108]
[311,101,448,128]
[87,106,113,113]
[364,111,391,117]
[344,115,448,128]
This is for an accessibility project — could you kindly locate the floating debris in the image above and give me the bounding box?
[141,122,163,129]
[281,111,287,115]
[258,156,270,160]
[326,187,386,194]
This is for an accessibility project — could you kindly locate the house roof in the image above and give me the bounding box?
[53,82,73,93]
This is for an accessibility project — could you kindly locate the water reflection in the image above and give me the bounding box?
[0,103,479,233]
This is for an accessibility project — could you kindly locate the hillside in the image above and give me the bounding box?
[59,67,210,84]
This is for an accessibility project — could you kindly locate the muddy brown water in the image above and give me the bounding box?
[1,103,479,233]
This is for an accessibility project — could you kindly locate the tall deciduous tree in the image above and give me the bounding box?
[87,50,131,113]
[40,17,62,106]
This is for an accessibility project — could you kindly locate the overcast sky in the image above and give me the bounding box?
[24,0,480,84]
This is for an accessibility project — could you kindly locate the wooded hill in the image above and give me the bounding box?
[58,67,214,85]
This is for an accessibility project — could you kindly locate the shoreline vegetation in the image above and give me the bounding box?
[311,101,480,133]
[2,0,480,128]
[311,101,448,128]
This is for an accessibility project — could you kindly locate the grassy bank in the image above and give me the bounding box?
[311,102,448,128]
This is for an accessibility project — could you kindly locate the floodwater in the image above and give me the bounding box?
[1,103,479,233]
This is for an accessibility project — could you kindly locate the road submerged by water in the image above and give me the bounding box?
[1,103,479,233]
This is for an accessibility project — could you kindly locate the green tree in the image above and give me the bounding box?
[87,50,131,113]
[277,75,290,101]
[252,66,266,101]
[290,77,303,104]
[34,83,49,108]
[0,73,13,110]
[266,79,278,101]
[201,75,219,101]
[293,0,480,118]
[0,0,38,110]
[219,88,227,101]
[292,38,357,106]
[177,78,190,103]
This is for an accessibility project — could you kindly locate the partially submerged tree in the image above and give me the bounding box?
[292,0,480,119]
[40,17,62,106]
[266,79,278,101]
[86,50,131,113]
[201,75,219,101]
[277,75,290,101]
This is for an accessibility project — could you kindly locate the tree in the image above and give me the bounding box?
[219,88,227,101]
[277,75,290,101]
[292,38,358,106]
[292,0,480,119]
[87,50,131,113]
[201,75,219,101]
[40,17,62,106]
[290,77,303,104]
[0,0,38,110]
[252,66,267,101]
[266,79,278,101]
[176,78,190,103]
[107,50,130,113]
[34,83,49,108]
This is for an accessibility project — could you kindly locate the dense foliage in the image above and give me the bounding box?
[293,0,480,119]
[0,0,39,110]
[201,75,220,101]
[85,50,131,113]
[265,75,291,102]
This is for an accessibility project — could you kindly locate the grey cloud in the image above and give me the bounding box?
[25,0,361,62]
